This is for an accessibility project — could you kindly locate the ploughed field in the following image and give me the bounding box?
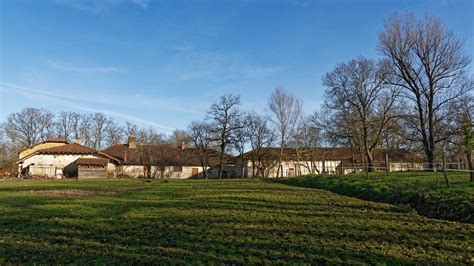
[0,178,472,264]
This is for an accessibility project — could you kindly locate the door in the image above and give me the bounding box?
[288,168,295,177]
[191,167,199,177]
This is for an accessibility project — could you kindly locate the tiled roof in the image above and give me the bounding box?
[36,143,98,155]
[101,144,234,166]
[101,144,128,160]
[45,137,68,143]
[77,157,108,166]
[243,147,424,163]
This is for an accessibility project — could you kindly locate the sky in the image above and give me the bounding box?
[0,0,473,134]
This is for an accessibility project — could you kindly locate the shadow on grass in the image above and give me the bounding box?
[0,180,472,264]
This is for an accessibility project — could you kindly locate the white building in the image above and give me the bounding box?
[241,147,424,178]
[101,136,235,179]
[17,138,118,179]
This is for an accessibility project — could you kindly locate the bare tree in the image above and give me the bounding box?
[188,121,214,179]
[39,111,56,141]
[323,57,400,172]
[169,129,191,147]
[207,94,242,179]
[135,144,173,179]
[79,113,93,147]
[56,111,82,141]
[246,112,275,177]
[464,111,474,182]
[1,108,55,148]
[292,113,322,174]
[268,88,303,177]
[90,113,109,149]
[125,122,138,136]
[454,94,474,181]
[137,127,167,145]
[378,13,472,169]
[71,113,82,140]
[105,119,124,146]
[231,115,249,178]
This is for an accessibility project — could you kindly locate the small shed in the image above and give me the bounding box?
[77,158,108,179]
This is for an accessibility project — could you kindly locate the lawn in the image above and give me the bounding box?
[276,171,474,223]
[0,178,472,264]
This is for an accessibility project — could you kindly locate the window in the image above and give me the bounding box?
[173,166,183,172]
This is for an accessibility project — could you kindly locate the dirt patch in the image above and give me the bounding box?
[27,189,118,196]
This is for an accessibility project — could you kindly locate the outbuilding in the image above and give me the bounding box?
[76,158,109,179]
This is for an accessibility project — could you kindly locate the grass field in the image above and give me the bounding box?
[276,171,474,223]
[0,178,472,264]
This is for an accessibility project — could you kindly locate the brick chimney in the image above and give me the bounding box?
[128,135,137,149]
[180,141,186,150]
[74,139,81,145]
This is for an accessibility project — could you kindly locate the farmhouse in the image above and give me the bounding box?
[241,147,424,177]
[101,135,235,179]
[17,138,118,179]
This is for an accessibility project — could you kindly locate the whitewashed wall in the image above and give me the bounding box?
[20,154,105,178]
[119,165,211,179]
[244,160,345,177]
[244,160,425,177]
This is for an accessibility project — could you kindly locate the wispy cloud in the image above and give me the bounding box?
[46,59,122,74]
[168,49,285,81]
[68,105,175,131]
[55,0,150,14]
[131,0,151,9]
[239,66,286,79]
[0,81,176,131]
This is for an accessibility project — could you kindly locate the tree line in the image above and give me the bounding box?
[1,13,473,180]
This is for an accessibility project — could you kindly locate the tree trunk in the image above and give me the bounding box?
[366,151,374,173]
[277,145,284,178]
[467,149,473,182]
[252,159,256,178]
[218,145,225,179]
[240,155,245,178]
[426,148,435,172]
[201,165,207,180]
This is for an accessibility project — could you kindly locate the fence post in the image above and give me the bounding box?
[442,150,450,188]
[385,154,389,176]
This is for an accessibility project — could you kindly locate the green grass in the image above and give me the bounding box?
[0,178,473,264]
[276,171,474,223]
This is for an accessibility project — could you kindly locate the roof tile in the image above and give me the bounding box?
[77,157,108,166]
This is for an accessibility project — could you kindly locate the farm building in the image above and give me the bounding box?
[101,135,235,179]
[16,138,118,179]
[241,147,425,177]
[76,158,109,179]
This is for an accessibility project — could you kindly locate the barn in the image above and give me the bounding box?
[17,138,119,178]
[76,158,109,179]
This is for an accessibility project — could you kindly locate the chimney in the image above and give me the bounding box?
[128,135,137,149]
[180,141,186,150]
[74,139,81,145]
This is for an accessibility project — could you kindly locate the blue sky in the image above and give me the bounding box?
[1,0,473,134]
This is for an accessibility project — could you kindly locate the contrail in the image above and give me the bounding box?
[0,81,175,132]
